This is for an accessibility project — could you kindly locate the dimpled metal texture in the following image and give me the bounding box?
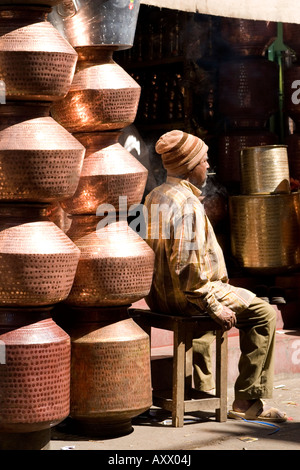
[64,307,152,435]
[51,49,141,133]
[65,217,155,307]
[0,7,78,101]
[0,308,70,433]
[0,204,80,306]
[61,132,148,215]
[0,103,85,202]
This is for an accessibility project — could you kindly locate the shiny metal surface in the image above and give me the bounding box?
[0,7,77,101]
[240,145,290,194]
[0,204,80,306]
[65,217,155,307]
[51,50,141,133]
[0,307,70,433]
[229,193,300,272]
[49,0,141,50]
[61,131,148,215]
[0,103,85,202]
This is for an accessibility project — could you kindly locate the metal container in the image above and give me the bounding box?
[229,193,300,272]
[0,307,70,434]
[51,49,141,133]
[0,103,85,202]
[0,6,77,101]
[49,0,141,51]
[240,145,290,194]
[60,306,152,437]
[61,131,148,215]
[0,204,80,306]
[65,216,154,307]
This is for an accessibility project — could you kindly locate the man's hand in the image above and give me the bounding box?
[214,306,236,331]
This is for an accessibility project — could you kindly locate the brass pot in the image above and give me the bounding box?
[61,132,148,215]
[229,193,300,273]
[60,306,152,437]
[0,307,70,434]
[65,216,154,307]
[0,6,77,101]
[240,145,290,194]
[0,204,80,306]
[51,49,141,133]
[0,103,85,202]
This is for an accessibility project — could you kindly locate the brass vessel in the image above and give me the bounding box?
[0,6,77,101]
[61,132,148,215]
[229,193,300,272]
[240,145,290,194]
[0,103,85,202]
[65,216,155,307]
[51,49,141,133]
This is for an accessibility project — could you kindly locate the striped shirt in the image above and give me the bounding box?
[144,176,255,319]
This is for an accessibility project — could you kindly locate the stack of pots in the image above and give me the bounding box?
[0,3,86,450]
[283,23,300,182]
[229,145,300,273]
[48,0,154,437]
[217,18,279,193]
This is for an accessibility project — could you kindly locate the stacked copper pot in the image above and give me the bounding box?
[0,3,86,450]
[217,18,279,193]
[49,0,154,437]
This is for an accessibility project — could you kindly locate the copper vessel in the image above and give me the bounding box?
[218,57,279,128]
[65,216,154,307]
[49,0,141,51]
[61,132,148,215]
[240,145,290,194]
[229,193,300,273]
[218,129,278,190]
[51,49,141,133]
[0,204,80,306]
[0,307,70,433]
[0,7,77,101]
[284,65,300,129]
[220,18,277,56]
[0,103,85,202]
[60,306,152,437]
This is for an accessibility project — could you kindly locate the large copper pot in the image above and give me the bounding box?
[240,145,290,195]
[65,216,154,307]
[0,103,85,202]
[51,49,141,133]
[218,57,279,128]
[61,131,148,215]
[0,204,80,306]
[59,306,152,437]
[220,18,277,56]
[229,193,300,273]
[0,307,70,435]
[284,64,300,129]
[49,0,141,51]
[0,6,77,101]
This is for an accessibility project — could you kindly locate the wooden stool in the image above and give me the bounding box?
[130,309,228,427]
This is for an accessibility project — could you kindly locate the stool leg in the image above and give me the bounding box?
[215,330,228,422]
[172,323,185,427]
[185,325,194,396]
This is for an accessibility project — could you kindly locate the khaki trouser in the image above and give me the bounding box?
[193,296,277,400]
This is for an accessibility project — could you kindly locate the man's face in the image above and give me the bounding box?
[188,154,210,188]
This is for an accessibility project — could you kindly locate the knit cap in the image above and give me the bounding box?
[155,130,208,176]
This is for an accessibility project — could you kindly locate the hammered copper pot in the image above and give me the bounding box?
[0,307,70,434]
[0,103,85,202]
[0,204,80,306]
[61,306,152,437]
[220,18,277,56]
[0,7,77,101]
[218,57,279,128]
[61,132,148,215]
[65,216,154,307]
[51,49,141,133]
[229,193,300,273]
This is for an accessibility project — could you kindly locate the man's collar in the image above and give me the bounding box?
[166,176,202,198]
